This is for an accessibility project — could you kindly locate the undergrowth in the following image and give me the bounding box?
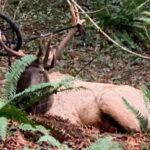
[0,55,75,148]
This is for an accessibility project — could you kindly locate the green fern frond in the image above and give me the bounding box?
[4,55,37,101]
[137,114,148,132]
[0,117,8,141]
[2,54,76,112]
[0,105,34,124]
[0,99,7,110]
[37,134,63,148]
[19,124,50,135]
[20,124,68,149]
[136,17,150,24]
[85,136,123,150]
[12,77,75,110]
[141,11,150,17]
[123,98,139,115]
[96,0,150,53]
[60,76,75,88]
[123,98,148,132]
[141,84,150,112]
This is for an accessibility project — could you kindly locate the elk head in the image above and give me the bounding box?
[0,35,54,114]
[16,40,54,114]
[0,3,84,115]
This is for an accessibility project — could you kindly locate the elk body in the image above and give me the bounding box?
[48,72,150,132]
[0,3,150,132]
[16,67,150,132]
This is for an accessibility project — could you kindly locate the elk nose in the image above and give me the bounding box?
[40,68,45,73]
[39,66,45,73]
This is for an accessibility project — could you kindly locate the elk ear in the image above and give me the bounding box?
[37,39,44,58]
[43,38,55,70]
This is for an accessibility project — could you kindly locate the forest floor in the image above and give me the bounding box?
[0,1,150,146]
[0,43,150,149]
[0,116,150,150]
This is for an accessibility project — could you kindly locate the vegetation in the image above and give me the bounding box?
[123,96,149,132]
[0,0,150,149]
[85,0,150,53]
[0,55,75,148]
[85,136,123,150]
[0,55,75,116]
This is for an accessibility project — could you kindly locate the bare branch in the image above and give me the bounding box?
[0,31,25,57]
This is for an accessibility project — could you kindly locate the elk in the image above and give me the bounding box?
[0,4,150,132]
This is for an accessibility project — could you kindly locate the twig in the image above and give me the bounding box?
[70,0,150,60]
[1,0,8,12]
[13,0,24,21]
[79,7,105,14]
[75,56,97,77]
[74,45,114,76]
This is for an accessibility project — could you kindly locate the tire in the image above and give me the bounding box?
[0,13,22,51]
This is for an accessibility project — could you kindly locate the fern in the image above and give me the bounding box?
[0,54,76,127]
[38,134,61,147]
[141,84,150,113]
[1,54,76,111]
[0,54,77,148]
[95,0,150,53]
[4,55,37,101]
[0,99,7,109]
[38,134,68,150]
[123,98,148,132]
[11,77,75,110]
[0,117,8,141]
[0,105,33,124]
[19,123,49,135]
[20,124,67,149]
[123,84,150,132]
[85,136,123,150]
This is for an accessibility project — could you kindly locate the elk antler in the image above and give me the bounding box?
[0,31,25,57]
[40,3,85,70]
[54,2,85,62]
[0,2,84,68]
[43,35,54,69]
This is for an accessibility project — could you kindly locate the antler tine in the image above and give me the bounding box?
[0,31,25,57]
[37,38,44,58]
[67,0,78,25]
[55,1,84,61]
[68,0,76,24]
[68,0,84,25]
[43,36,52,65]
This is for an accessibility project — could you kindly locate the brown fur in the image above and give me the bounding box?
[47,72,150,132]
[16,65,53,114]
[16,68,150,132]
[1,4,149,132]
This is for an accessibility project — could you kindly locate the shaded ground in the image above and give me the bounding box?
[54,46,150,88]
[0,116,150,150]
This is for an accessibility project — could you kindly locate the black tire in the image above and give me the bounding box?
[0,13,22,51]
